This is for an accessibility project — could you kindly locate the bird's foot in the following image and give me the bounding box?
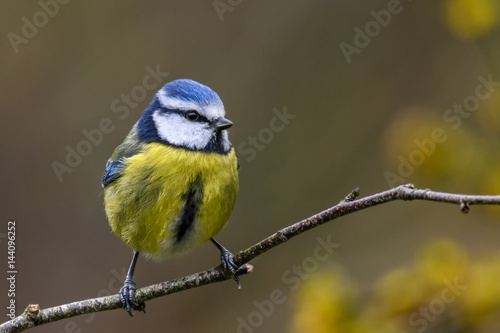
[219,248,242,290]
[119,277,146,316]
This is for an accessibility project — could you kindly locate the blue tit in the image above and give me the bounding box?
[101,79,240,316]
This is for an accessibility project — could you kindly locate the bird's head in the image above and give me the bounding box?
[137,79,233,154]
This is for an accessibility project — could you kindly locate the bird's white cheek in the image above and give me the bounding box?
[153,111,211,150]
[221,130,231,151]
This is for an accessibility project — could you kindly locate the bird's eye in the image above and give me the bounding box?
[185,111,199,121]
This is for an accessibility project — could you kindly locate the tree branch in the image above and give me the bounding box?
[3,184,500,333]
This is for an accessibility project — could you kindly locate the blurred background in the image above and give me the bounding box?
[1,0,500,332]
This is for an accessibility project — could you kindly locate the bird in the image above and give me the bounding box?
[101,79,240,316]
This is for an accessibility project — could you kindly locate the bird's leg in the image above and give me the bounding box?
[210,238,241,289]
[119,251,146,316]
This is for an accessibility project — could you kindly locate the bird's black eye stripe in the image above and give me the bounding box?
[185,110,199,121]
[158,107,208,122]
[184,110,210,123]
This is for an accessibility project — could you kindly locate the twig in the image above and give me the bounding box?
[2,184,500,333]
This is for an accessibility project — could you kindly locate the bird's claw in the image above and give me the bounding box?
[220,249,242,289]
[119,278,146,316]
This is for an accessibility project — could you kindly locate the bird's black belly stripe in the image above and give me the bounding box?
[175,177,203,243]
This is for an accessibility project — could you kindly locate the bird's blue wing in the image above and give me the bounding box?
[101,123,146,188]
[101,159,125,188]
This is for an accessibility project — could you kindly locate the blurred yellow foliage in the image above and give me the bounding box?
[444,0,498,40]
[416,239,469,285]
[462,254,500,324]
[290,239,500,332]
[382,107,441,163]
[290,272,359,333]
[375,267,430,316]
[383,105,500,194]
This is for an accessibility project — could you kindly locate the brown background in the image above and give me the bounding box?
[1,1,500,332]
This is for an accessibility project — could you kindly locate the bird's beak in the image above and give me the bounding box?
[214,117,233,130]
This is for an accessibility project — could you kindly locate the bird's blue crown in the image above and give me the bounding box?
[160,79,222,106]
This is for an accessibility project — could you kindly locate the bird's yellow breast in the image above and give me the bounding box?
[104,143,239,259]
